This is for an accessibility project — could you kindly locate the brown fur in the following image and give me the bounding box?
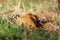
[16,13,59,31]
[17,13,41,29]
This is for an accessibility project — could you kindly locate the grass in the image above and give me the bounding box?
[0,0,58,13]
[0,18,60,40]
[0,0,60,40]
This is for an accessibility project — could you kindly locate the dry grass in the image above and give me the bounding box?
[0,0,60,40]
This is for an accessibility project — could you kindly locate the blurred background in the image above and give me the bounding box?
[0,0,60,40]
[0,0,58,13]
